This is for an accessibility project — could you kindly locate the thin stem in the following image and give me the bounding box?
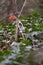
[18,0,27,17]
[15,0,27,41]
[15,19,19,41]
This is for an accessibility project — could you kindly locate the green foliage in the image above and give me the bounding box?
[0,51,3,56]
[22,39,32,46]
[24,28,29,33]
[0,13,43,65]
[0,56,4,62]
[0,50,11,62]
[0,50,11,56]
[3,50,11,56]
[0,13,43,50]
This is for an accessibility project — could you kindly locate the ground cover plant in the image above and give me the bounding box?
[0,13,43,65]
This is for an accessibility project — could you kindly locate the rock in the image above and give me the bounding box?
[28,48,43,65]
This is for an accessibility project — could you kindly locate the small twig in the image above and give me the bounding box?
[14,0,27,41]
[18,0,27,17]
[15,19,19,41]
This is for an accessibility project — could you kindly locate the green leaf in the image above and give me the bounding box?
[0,51,3,56]
[0,56,4,62]
[22,39,32,46]
[3,50,11,56]
[25,28,29,33]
